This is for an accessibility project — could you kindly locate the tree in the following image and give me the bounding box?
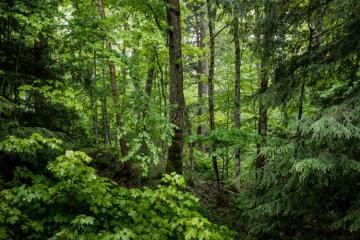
[255,0,274,169]
[247,0,360,239]
[233,6,241,179]
[165,0,186,174]
[195,2,208,142]
[97,0,127,155]
[206,0,221,191]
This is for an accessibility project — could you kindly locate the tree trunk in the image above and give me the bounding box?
[120,45,127,114]
[282,104,289,129]
[233,14,241,179]
[256,0,273,169]
[140,52,156,158]
[92,50,99,145]
[207,0,221,191]
[295,0,323,156]
[145,54,156,97]
[165,0,185,174]
[185,107,195,185]
[91,97,99,145]
[196,4,208,142]
[155,49,167,113]
[255,74,268,169]
[102,96,111,145]
[97,0,127,155]
[101,66,111,145]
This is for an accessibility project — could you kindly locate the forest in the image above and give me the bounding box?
[0,0,359,239]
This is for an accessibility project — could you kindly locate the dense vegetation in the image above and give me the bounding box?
[0,0,359,239]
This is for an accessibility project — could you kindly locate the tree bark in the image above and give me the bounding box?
[207,0,221,191]
[165,0,185,174]
[233,14,241,179]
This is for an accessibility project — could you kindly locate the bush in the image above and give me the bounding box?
[0,138,234,239]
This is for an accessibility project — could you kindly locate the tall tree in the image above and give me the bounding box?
[255,0,274,169]
[101,65,111,145]
[97,0,127,155]
[206,0,221,190]
[196,3,208,142]
[92,50,99,145]
[165,0,185,174]
[233,9,241,179]
[295,0,324,157]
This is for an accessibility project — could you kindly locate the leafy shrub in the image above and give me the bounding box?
[0,140,234,239]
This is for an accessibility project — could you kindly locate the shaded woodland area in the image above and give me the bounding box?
[0,0,359,239]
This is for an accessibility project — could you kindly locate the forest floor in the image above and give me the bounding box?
[189,181,245,238]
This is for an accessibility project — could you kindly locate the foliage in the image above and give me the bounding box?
[245,95,360,239]
[241,0,360,239]
[1,0,359,239]
[0,140,234,239]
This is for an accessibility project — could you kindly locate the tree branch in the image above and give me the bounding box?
[214,24,228,39]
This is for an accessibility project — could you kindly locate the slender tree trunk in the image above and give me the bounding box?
[120,45,127,114]
[156,54,168,166]
[101,66,111,145]
[97,0,127,155]
[206,0,221,191]
[92,50,99,145]
[282,104,289,129]
[155,49,167,112]
[196,5,208,143]
[233,14,242,179]
[253,63,260,133]
[14,28,24,104]
[91,97,99,145]
[295,1,323,156]
[145,53,156,97]
[256,74,268,169]
[256,0,273,169]
[102,96,111,145]
[295,81,305,156]
[165,0,185,174]
[140,52,156,158]
[185,108,195,185]
[143,52,156,111]
[188,141,195,183]
[224,93,230,181]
